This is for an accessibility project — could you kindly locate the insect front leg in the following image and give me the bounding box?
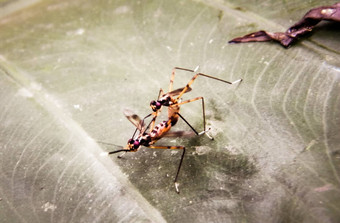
[150,88,164,132]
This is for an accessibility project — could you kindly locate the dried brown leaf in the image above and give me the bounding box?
[229,2,340,47]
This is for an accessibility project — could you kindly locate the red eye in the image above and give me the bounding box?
[156,101,161,109]
[133,140,140,149]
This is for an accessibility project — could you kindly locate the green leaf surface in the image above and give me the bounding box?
[0,0,339,222]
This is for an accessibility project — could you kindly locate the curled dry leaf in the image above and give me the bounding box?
[229,2,340,47]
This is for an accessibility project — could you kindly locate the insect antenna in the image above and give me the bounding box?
[97,141,123,148]
[97,141,127,156]
[107,149,130,155]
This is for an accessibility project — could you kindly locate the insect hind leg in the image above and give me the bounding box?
[177,96,214,140]
[169,66,199,92]
[148,145,185,194]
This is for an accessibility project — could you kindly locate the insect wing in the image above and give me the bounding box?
[123,109,144,131]
[167,86,192,97]
[164,130,196,138]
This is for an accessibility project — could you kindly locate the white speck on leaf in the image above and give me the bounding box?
[170,150,179,155]
[67,28,85,36]
[114,6,131,14]
[194,146,211,155]
[17,88,33,98]
[73,104,83,111]
[42,202,57,212]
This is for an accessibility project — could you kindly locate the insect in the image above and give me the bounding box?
[102,108,195,193]
[101,67,242,193]
[148,66,242,140]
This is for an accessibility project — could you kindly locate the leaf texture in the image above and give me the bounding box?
[0,0,339,222]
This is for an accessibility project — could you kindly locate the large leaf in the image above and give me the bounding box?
[0,0,339,222]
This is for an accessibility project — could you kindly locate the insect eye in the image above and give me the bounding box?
[150,100,156,106]
[133,140,140,149]
[156,101,161,109]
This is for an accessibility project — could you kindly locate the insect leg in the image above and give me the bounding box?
[177,97,214,139]
[169,67,199,92]
[148,145,185,194]
[175,71,242,101]
[129,113,153,140]
[150,88,164,132]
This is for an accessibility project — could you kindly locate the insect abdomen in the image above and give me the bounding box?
[150,120,171,139]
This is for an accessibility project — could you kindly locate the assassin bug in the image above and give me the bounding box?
[149,66,242,139]
[101,108,198,193]
[101,67,242,193]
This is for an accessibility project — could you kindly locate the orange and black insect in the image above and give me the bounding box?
[149,66,242,139]
[101,67,242,193]
[101,108,193,193]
